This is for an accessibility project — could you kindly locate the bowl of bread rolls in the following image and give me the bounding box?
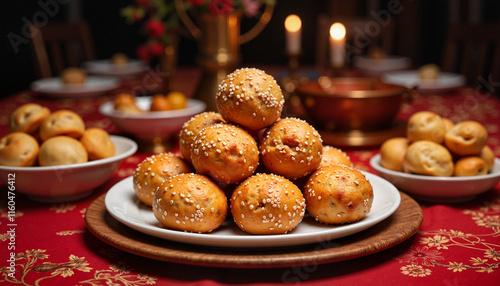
[99,92,206,141]
[370,111,500,202]
[0,103,137,202]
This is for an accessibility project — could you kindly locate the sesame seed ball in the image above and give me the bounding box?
[179,112,225,164]
[133,152,193,207]
[191,123,259,184]
[231,173,306,234]
[216,68,284,130]
[304,165,373,224]
[153,173,228,233]
[260,118,323,179]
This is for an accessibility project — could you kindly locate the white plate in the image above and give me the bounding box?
[83,60,146,77]
[31,76,120,97]
[381,70,466,92]
[104,172,401,248]
[370,154,500,203]
[354,56,411,75]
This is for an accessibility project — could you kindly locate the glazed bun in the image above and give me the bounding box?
[406,111,446,143]
[61,67,86,84]
[454,157,488,177]
[216,68,284,130]
[149,94,171,111]
[260,118,323,179]
[133,153,193,207]
[39,109,85,141]
[9,103,50,135]
[231,173,306,234]
[403,140,454,176]
[178,112,225,164]
[380,137,409,171]
[479,145,495,172]
[113,93,142,114]
[191,123,259,184]
[444,121,488,156]
[0,132,39,167]
[153,173,228,233]
[304,165,373,224]
[38,136,88,166]
[319,145,353,168]
[80,128,115,160]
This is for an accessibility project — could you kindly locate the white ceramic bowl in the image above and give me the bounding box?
[0,136,137,203]
[99,97,206,140]
[370,154,500,203]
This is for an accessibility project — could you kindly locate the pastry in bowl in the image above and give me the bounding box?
[80,128,116,160]
[153,173,228,233]
[39,109,86,141]
[231,173,306,234]
[0,132,39,167]
[61,67,87,84]
[454,156,488,177]
[110,53,129,65]
[403,140,454,176]
[419,64,440,81]
[133,152,193,207]
[379,137,409,172]
[444,120,488,156]
[406,111,446,144]
[38,136,88,166]
[304,165,374,224]
[113,93,143,114]
[216,68,284,131]
[9,103,51,136]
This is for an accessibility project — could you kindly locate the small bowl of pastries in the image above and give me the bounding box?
[99,92,205,151]
[370,111,500,203]
[0,103,137,202]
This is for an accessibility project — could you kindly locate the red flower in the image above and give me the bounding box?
[186,0,206,6]
[136,44,151,61]
[144,19,165,38]
[209,0,235,15]
[149,42,164,57]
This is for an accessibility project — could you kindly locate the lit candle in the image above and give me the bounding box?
[329,22,346,67]
[285,14,302,55]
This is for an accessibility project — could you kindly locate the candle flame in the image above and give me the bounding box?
[285,15,302,32]
[330,22,346,40]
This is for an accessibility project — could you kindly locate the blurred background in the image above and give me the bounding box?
[1,0,500,98]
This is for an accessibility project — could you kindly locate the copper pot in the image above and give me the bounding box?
[296,77,408,131]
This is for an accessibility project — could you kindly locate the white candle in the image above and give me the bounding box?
[329,22,346,67]
[285,14,302,55]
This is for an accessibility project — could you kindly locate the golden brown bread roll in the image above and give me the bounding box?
[216,68,284,130]
[443,118,455,133]
[149,94,171,111]
[38,136,88,166]
[419,64,440,80]
[379,137,409,172]
[61,67,86,84]
[79,128,116,160]
[319,145,353,168]
[479,145,495,172]
[454,156,488,176]
[403,140,454,176]
[303,165,373,224]
[0,132,39,167]
[406,111,446,144]
[444,121,488,156]
[178,112,225,164]
[231,173,306,234]
[133,153,193,207]
[153,173,228,233]
[113,93,143,113]
[39,110,86,141]
[9,103,51,136]
[260,118,323,179]
[110,53,129,65]
[191,123,259,184]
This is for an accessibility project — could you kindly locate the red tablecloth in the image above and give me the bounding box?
[1,68,499,285]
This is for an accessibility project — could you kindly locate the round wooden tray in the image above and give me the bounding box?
[85,191,422,268]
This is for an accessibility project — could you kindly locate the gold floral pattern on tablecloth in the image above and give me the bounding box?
[0,249,157,285]
[396,198,500,276]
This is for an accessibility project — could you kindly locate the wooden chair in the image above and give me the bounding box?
[441,21,500,90]
[29,21,96,78]
[316,14,395,69]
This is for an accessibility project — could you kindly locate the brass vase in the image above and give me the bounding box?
[174,0,274,111]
